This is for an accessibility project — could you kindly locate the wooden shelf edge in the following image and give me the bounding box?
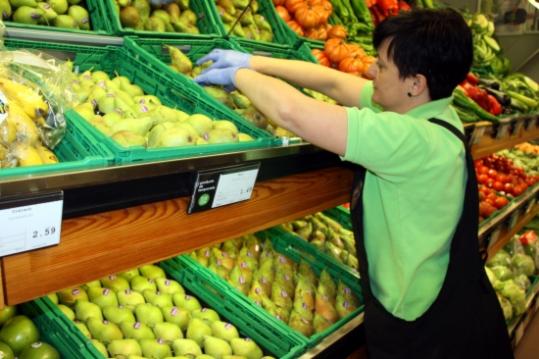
[0,167,353,305]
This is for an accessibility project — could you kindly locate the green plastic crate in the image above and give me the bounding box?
[19,297,104,358]
[233,38,317,63]
[4,0,112,35]
[0,110,113,179]
[173,227,364,350]
[160,260,307,358]
[324,206,352,230]
[5,37,273,164]
[210,0,296,46]
[98,0,221,38]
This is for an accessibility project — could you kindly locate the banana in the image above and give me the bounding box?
[35,144,58,164]
[0,118,17,145]
[11,142,43,167]
[0,77,48,120]
[8,101,40,145]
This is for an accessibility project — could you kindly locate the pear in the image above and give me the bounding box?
[211,321,239,342]
[155,278,185,296]
[230,338,263,359]
[88,287,119,308]
[0,0,11,20]
[103,305,136,325]
[68,4,89,29]
[91,339,108,357]
[37,2,57,22]
[57,304,75,320]
[57,287,88,306]
[149,126,195,148]
[153,322,183,343]
[171,338,202,357]
[143,290,174,308]
[161,306,191,331]
[121,321,155,341]
[139,264,166,279]
[74,301,103,322]
[54,14,76,28]
[108,339,142,357]
[110,117,153,137]
[131,276,157,293]
[119,5,140,28]
[185,318,211,346]
[101,274,130,292]
[213,120,239,134]
[187,114,213,136]
[191,308,220,324]
[74,102,95,121]
[74,321,91,338]
[92,71,109,82]
[13,6,43,25]
[204,336,232,359]
[47,293,58,305]
[238,133,254,142]
[140,338,172,358]
[11,0,38,7]
[112,131,146,148]
[206,128,238,144]
[173,294,201,312]
[146,15,166,32]
[135,303,164,328]
[167,46,193,74]
[48,0,68,14]
[87,318,123,344]
[117,289,146,309]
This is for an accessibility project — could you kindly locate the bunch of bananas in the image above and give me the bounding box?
[0,77,58,168]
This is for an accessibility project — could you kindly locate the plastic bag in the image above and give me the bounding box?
[0,49,74,168]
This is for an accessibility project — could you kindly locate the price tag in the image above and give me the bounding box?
[188,163,260,214]
[0,191,63,256]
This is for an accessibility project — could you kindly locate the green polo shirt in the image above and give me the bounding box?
[343,82,466,320]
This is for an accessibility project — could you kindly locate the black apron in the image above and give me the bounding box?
[349,118,514,359]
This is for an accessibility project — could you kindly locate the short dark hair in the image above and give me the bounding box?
[373,8,472,100]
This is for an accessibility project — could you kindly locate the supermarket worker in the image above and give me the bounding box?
[195,8,513,359]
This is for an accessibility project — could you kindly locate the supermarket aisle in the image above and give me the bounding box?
[515,311,539,359]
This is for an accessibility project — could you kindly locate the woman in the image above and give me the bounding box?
[195,8,513,359]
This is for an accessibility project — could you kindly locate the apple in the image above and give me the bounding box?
[134,303,164,328]
[57,287,88,306]
[172,294,201,312]
[88,287,119,308]
[86,319,123,344]
[0,306,16,326]
[118,289,146,309]
[140,338,172,358]
[139,265,166,280]
[19,342,59,359]
[0,315,40,354]
[143,290,173,308]
[155,278,185,296]
[171,338,202,356]
[107,339,142,357]
[0,341,13,359]
[131,276,157,293]
[103,305,135,325]
[75,301,103,322]
[120,321,155,341]
[101,275,130,292]
[153,322,182,343]
[57,305,75,320]
[161,306,191,330]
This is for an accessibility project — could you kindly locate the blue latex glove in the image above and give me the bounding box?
[194,66,242,89]
[150,0,175,5]
[196,49,251,70]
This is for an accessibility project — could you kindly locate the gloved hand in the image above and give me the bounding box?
[150,0,175,5]
[196,49,251,70]
[194,66,242,89]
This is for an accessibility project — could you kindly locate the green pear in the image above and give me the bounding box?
[211,321,239,342]
[0,0,11,20]
[68,5,89,29]
[147,122,175,147]
[131,276,157,293]
[146,15,166,32]
[12,6,42,25]
[134,95,161,107]
[204,336,232,358]
[88,287,119,308]
[110,117,153,136]
[48,0,68,14]
[148,126,195,148]
[155,278,185,296]
[121,321,155,341]
[143,290,173,308]
[172,338,202,356]
[173,294,201,312]
[230,338,263,359]
[191,308,220,324]
[175,122,198,140]
[139,264,166,280]
[74,102,95,121]
[238,133,254,142]
[91,339,108,357]
[97,94,117,114]
[57,304,75,320]
[73,321,91,339]
[0,306,16,326]
[140,338,172,358]
[117,289,146,309]
[82,279,102,290]
[108,339,142,357]
[187,114,213,136]
[167,46,192,74]
[120,5,140,28]
[118,268,140,281]
[57,287,88,306]
[102,112,124,128]
[46,293,58,305]
[54,14,77,28]
[185,318,211,346]
[75,301,103,322]
[37,2,57,22]
[206,128,238,144]
[112,131,147,147]
[161,307,191,331]
[213,120,239,134]
[87,318,123,344]
[92,71,109,82]
[153,322,183,343]
[103,305,135,325]
[135,303,164,328]
[68,0,82,4]
[101,275,131,292]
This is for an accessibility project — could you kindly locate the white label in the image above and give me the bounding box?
[211,168,258,208]
[0,90,7,122]
[0,199,62,256]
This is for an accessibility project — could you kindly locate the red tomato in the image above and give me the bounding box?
[512,185,525,197]
[488,169,498,177]
[486,180,494,188]
[494,197,509,209]
[478,166,489,175]
[479,201,497,217]
[493,181,504,191]
[477,174,489,185]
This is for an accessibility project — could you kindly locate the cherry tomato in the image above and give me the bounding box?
[494,197,509,209]
[503,182,514,193]
[477,174,489,185]
[493,181,504,191]
[479,166,489,175]
[513,185,525,197]
[488,169,498,177]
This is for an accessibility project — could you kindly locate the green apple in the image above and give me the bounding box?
[211,321,239,342]
[161,306,191,331]
[121,321,155,341]
[87,319,123,344]
[153,322,182,343]
[191,308,220,324]
[73,321,91,339]
[155,278,185,296]
[131,276,157,293]
[172,294,201,312]
[57,287,88,306]
[91,339,108,357]
[231,338,264,359]
[140,338,172,358]
[108,339,142,357]
[19,341,59,359]
[46,293,58,305]
[143,290,173,308]
[118,268,140,281]
[103,305,135,325]
[139,265,166,280]
[101,275,130,292]
[185,318,211,346]
[204,336,232,358]
[57,304,75,321]
[118,289,146,309]
[135,303,164,328]
[88,287,119,308]
[0,306,16,326]
[171,338,202,357]
[0,341,14,359]
[0,315,40,354]
[75,301,103,322]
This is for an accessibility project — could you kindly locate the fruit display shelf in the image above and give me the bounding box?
[507,276,539,348]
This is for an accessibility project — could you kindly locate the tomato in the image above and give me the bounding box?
[493,181,504,191]
[476,174,488,185]
[494,197,509,209]
[512,185,525,197]
[488,169,497,177]
[479,201,497,217]
[486,180,494,188]
[478,166,489,175]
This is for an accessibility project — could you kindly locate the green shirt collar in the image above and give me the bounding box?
[406,96,453,119]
